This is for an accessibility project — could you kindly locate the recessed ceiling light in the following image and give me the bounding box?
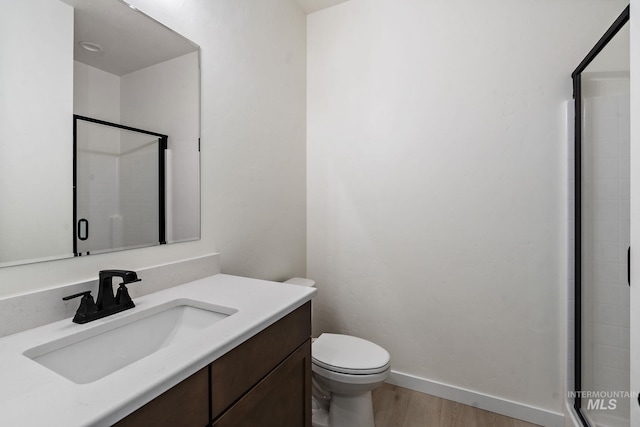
[79,41,102,53]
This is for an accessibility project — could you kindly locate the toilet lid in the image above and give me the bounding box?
[312,333,390,375]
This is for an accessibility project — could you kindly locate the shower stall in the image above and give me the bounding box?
[73,115,167,256]
[572,6,629,427]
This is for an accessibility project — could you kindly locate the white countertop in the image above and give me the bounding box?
[0,274,316,426]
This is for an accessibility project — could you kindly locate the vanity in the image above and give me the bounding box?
[1,1,313,424]
[0,274,315,426]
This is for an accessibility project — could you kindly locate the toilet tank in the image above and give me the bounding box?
[284,277,316,288]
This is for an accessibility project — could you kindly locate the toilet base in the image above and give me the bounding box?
[312,407,329,427]
[327,390,375,427]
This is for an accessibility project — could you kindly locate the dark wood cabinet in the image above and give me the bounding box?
[113,302,311,427]
[113,367,209,427]
[211,301,311,418]
[212,339,311,427]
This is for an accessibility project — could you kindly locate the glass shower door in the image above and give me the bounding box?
[581,78,630,427]
[74,116,167,256]
[574,9,630,427]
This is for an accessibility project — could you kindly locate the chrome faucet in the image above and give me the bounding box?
[63,270,141,324]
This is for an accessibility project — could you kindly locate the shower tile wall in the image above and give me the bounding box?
[582,86,630,426]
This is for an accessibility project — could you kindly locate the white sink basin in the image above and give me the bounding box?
[23,299,237,384]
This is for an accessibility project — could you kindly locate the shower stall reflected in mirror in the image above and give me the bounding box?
[73,115,167,256]
[572,6,629,427]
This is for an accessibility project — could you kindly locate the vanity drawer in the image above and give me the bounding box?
[113,367,209,427]
[211,301,311,418]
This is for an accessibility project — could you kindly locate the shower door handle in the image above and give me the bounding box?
[78,219,89,241]
[628,246,630,286]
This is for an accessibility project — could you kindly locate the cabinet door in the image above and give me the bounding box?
[211,302,311,417]
[212,339,312,427]
[113,367,209,427]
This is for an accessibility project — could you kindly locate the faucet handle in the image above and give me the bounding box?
[63,291,92,301]
[115,283,135,308]
[63,291,98,323]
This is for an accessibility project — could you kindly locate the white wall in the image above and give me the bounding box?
[122,0,307,281]
[74,61,121,122]
[120,52,200,243]
[0,0,307,297]
[0,0,73,266]
[307,0,628,417]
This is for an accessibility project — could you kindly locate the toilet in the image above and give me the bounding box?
[284,278,391,427]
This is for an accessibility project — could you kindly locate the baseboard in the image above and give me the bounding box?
[564,400,583,427]
[387,370,565,427]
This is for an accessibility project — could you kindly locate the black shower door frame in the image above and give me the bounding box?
[571,5,629,426]
[72,114,168,256]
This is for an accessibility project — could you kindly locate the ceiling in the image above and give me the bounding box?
[61,0,349,76]
[294,0,351,14]
[62,0,198,76]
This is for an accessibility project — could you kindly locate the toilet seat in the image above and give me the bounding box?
[312,333,391,375]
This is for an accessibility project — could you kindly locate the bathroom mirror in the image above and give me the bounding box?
[0,0,200,267]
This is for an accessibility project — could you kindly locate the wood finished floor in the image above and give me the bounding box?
[372,384,542,427]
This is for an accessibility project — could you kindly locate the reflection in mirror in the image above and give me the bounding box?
[74,116,167,256]
[0,0,200,267]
